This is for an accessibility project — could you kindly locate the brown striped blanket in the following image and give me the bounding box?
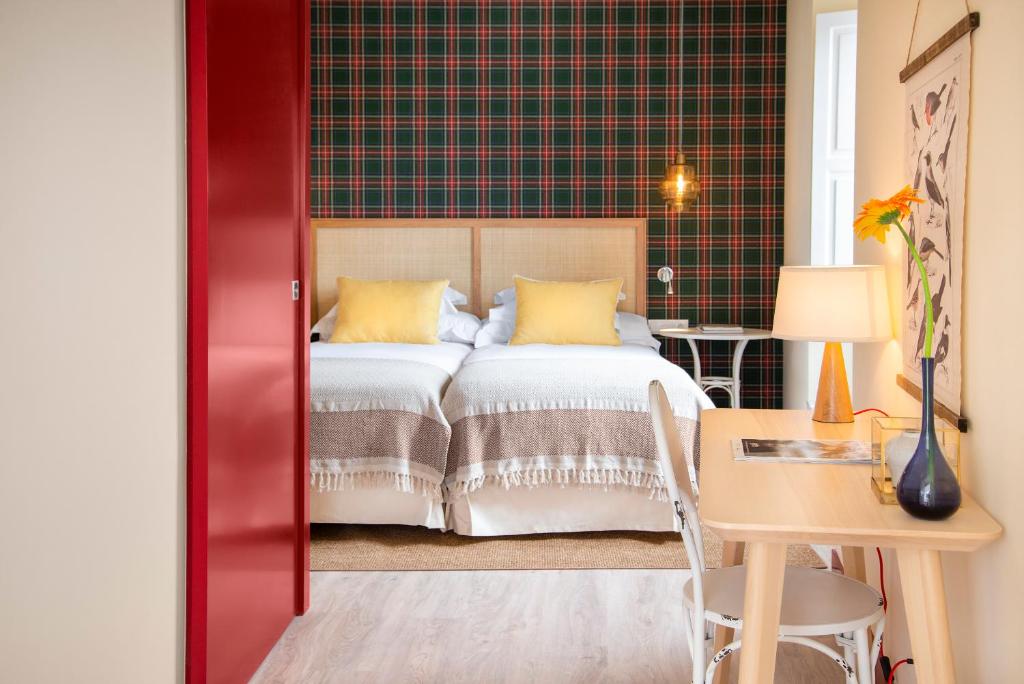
[440,345,714,501]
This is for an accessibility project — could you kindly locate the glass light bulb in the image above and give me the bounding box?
[676,173,685,194]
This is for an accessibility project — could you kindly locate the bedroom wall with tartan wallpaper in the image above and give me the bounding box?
[311,0,785,407]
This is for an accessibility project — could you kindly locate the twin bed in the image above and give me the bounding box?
[308,219,714,536]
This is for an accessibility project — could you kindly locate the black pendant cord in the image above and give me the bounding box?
[679,0,685,151]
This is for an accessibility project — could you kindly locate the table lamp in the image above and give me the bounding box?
[772,265,891,423]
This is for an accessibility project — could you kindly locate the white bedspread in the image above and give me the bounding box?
[463,342,666,364]
[447,343,709,422]
[311,341,471,374]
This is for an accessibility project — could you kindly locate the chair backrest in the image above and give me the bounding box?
[648,380,706,577]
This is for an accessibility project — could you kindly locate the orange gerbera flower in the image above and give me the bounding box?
[888,185,925,215]
[854,199,895,243]
[853,185,924,243]
[853,184,934,355]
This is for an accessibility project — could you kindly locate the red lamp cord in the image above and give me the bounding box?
[876,547,887,658]
[876,514,916,682]
[854,408,890,417]
[888,658,914,683]
[852,409,918,680]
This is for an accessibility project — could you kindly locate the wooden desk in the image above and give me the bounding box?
[699,409,1001,684]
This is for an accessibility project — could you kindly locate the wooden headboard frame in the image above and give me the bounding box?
[310,218,648,320]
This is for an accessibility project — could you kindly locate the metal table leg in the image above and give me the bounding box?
[730,339,750,408]
[685,337,702,386]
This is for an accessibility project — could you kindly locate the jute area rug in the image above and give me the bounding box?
[311,524,824,571]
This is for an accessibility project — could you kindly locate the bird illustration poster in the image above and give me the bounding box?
[903,34,970,414]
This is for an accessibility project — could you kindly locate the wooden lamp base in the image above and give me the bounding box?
[813,341,853,423]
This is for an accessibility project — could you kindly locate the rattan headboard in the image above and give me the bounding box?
[311,218,647,319]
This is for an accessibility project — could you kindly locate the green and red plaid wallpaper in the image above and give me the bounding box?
[311,0,785,407]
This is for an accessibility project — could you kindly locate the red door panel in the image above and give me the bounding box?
[187,1,308,682]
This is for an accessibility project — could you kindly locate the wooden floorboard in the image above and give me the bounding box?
[251,570,844,683]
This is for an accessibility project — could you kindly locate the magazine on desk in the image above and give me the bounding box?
[731,438,871,464]
[698,324,743,333]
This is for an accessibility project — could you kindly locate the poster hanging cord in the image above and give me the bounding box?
[905,0,973,68]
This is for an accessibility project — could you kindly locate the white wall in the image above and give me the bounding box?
[784,0,858,410]
[853,0,1024,680]
[0,1,184,682]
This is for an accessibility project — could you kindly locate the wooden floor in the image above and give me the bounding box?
[251,570,845,684]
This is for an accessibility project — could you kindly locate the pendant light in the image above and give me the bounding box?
[659,152,700,211]
[659,0,701,211]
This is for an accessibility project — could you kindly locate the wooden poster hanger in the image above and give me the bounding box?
[900,10,980,84]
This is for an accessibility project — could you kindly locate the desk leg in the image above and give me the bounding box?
[842,546,866,582]
[711,541,746,684]
[897,548,955,684]
[737,542,787,684]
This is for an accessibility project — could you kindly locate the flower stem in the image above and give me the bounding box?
[894,219,933,358]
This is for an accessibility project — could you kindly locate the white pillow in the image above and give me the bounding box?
[474,317,515,347]
[443,286,468,307]
[438,310,483,344]
[486,304,515,322]
[493,287,517,306]
[616,312,661,350]
[310,306,337,340]
[312,286,475,342]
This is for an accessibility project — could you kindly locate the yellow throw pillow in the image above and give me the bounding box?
[509,276,623,346]
[329,277,449,344]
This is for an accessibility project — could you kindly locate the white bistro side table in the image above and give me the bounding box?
[655,327,772,408]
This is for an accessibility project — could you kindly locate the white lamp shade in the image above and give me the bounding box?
[772,265,892,342]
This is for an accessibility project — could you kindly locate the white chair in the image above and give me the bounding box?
[648,381,885,684]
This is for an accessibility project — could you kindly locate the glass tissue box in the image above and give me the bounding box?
[871,416,961,504]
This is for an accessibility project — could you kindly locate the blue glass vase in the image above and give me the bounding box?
[896,357,962,520]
